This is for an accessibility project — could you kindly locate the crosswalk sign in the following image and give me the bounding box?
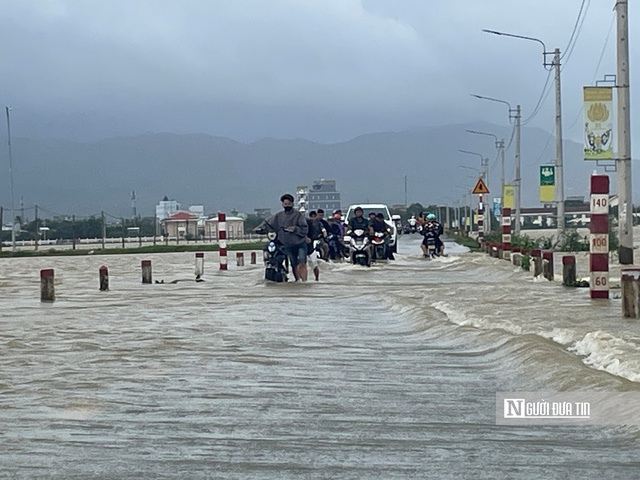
[472,178,490,194]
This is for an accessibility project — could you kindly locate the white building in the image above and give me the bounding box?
[296,185,309,213]
[156,196,181,222]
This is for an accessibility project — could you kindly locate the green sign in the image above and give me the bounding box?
[540,166,555,186]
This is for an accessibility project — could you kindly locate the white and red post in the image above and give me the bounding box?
[478,194,484,244]
[589,175,609,299]
[218,212,227,271]
[501,207,511,260]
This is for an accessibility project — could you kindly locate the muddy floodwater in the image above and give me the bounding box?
[1,236,640,479]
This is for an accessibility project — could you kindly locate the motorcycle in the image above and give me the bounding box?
[346,228,372,267]
[312,238,325,260]
[325,233,348,261]
[422,229,439,259]
[371,231,388,262]
[254,224,289,282]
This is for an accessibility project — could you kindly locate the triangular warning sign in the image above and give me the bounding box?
[472,178,490,194]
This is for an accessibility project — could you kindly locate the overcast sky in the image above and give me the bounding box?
[1,0,634,146]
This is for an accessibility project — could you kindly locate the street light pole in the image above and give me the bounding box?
[514,104,521,235]
[482,29,564,242]
[616,0,633,264]
[470,94,521,235]
[552,48,565,242]
[5,106,16,252]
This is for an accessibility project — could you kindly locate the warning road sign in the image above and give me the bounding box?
[472,178,490,194]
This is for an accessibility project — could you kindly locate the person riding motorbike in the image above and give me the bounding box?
[306,211,327,280]
[369,212,394,260]
[348,206,369,232]
[327,209,347,260]
[316,209,331,235]
[420,213,445,257]
[408,215,417,233]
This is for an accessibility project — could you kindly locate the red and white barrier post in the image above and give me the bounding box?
[502,207,511,260]
[218,212,227,270]
[236,252,245,267]
[250,251,257,264]
[590,175,609,299]
[478,194,484,244]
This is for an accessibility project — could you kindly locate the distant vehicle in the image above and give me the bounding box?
[344,204,400,253]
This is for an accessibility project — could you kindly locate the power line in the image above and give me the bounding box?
[522,68,554,125]
[566,12,616,131]
[590,12,616,83]
[561,0,590,65]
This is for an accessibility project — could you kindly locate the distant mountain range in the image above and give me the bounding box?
[2,122,600,219]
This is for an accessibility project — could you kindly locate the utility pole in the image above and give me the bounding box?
[404,175,408,207]
[469,96,522,235]
[5,107,16,252]
[34,205,38,251]
[514,105,522,235]
[482,156,490,233]
[446,205,451,232]
[553,49,565,242]
[617,0,633,264]
[482,30,561,240]
[101,211,106,250]
[498,139,505,214]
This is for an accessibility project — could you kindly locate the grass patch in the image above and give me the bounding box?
[448,233,481,251]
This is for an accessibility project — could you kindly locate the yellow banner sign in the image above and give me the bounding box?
[503,185,514,208]
[584,86,613,160]
[540,185,555,203]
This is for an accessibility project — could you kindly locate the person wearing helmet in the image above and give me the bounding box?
[369,212,394,260]
[421,213,445,257]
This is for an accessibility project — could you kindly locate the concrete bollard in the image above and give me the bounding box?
[250,251,257,264]
[542,251,554,281]
[532,249,542,277]
[236,252,245,267]
[562,256,576,287]
[99,266,109,291]
[195,252,204,279]
[622,269,640,318]
[142,260,152,284]
[512,252,521,267]
[40,269,55,302]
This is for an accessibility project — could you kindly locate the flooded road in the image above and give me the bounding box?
[1,236,640,479]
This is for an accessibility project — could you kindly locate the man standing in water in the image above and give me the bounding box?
[265,194,309,282]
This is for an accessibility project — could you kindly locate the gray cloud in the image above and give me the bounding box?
[0,0,635,151]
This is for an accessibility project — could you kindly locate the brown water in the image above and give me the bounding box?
[1,237,640,479]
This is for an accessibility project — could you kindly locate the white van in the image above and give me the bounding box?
[344,204,400,253]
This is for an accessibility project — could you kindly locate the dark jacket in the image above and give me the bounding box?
[348,216,370,232]
[370,218,388,233]
[265,209,308,247]
[307,219,325,240]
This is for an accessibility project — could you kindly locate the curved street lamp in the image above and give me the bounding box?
[482,28,564,241]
